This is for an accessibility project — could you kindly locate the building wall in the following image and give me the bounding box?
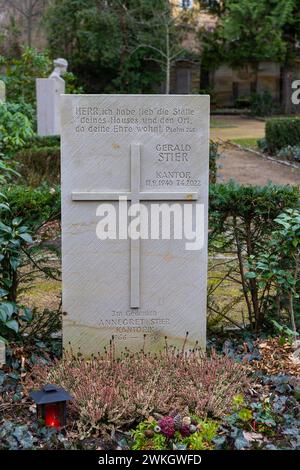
[170,61,200,94]
[210,62,281,107]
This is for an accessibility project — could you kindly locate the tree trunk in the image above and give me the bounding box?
[27,15,32,47]
[166,59,170,94]
[288,291,297,332]
[281,65,293,115]
[165,24,170,94]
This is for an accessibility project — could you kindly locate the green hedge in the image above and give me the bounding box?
[23,135,60,149]
[265,117,300,153]
[12,145,60,186]
[209,141,219,184]
[209,183,300,243]
[0,184,61,228]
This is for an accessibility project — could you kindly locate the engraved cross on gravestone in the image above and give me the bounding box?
[72,143,198,308]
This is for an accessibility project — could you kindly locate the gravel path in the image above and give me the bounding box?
[218,143,300,186]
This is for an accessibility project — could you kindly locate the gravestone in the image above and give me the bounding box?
[61,94,209,356]
[0,80,5,102]
[36,58,68,136]
[0,341,5,366]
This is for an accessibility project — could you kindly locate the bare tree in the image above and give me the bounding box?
[4,0,48,46]
[129,2,194,94]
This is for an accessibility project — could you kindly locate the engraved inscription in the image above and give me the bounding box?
[74,106,197,134]
[100,309,170,341]
[156,143,191,162]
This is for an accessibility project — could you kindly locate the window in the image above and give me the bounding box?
[181,0,193,9]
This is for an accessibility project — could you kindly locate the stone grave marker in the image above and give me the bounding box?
[61,94,209,355]
[36,58,68,136]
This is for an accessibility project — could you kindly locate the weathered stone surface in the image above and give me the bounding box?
[36,78,65,136]
[61,94,209,356]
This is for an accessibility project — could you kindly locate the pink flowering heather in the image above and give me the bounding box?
[158,416,175,438]
[24,345,250,430]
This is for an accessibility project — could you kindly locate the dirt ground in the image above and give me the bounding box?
[218,143,300,186]
[210,115,265,140]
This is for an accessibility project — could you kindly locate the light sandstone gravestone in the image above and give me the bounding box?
[0,341,5,366]
[36,58,68,136]
[61,94,209,355]
[0,80,6,102]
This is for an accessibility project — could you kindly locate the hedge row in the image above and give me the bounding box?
[1,182,299,230]
[265,117,300,153]
[12,145,60,186]
[22,135,60,149]
[1,184,61,228]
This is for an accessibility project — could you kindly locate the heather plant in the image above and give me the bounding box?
[25,343,249,430]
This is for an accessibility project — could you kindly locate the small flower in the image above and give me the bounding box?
[154,425,161,433]
[173,413,182,430]
[158,416,175,439]
[190,424,197,433]
[182,416,191,426]
[180,424,191,437]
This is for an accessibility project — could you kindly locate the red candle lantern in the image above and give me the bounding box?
[30,384,73,429]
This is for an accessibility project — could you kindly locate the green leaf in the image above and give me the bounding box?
[19,233,32,243]
[21,307,32,323]
[0,288,8,298]
[0,222,12,233]
[245,271,256,279]
[0,309,7,322]
[238,408,253,422]
[5,320,19,333]
[0,302,15,319]
[9,258,20,271]
[12,217,22,226]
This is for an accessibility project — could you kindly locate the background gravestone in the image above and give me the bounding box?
[61,94,209,356]
[36,58,68,136]
[0,80,6,102]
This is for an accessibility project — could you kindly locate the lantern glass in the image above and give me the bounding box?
[38,401,66,429]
